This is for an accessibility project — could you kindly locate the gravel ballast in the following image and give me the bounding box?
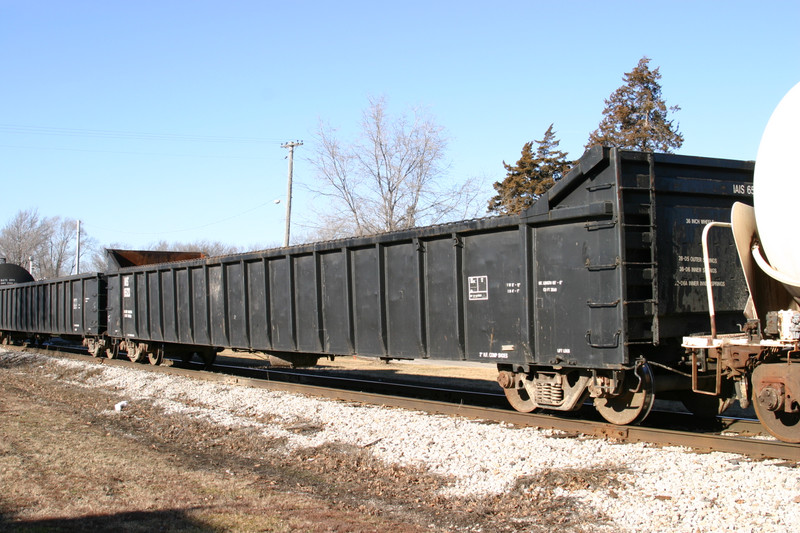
[2,348,798,532]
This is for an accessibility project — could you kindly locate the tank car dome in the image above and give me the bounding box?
[754,82,800,289]
[0,262,34,285]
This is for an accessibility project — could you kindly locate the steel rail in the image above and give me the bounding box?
[6,345,799,462]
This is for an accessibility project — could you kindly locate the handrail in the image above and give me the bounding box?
[701,221,732,339]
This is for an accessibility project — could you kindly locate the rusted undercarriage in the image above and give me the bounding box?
[497,361,656,427]
[683,322,800,443]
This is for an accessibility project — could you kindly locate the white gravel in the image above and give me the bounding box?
[4,349,799,532]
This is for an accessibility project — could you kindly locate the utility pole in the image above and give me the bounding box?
[75,219,81,274]
[281,141,302,247]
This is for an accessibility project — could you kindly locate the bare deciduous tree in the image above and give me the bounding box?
[305,97,481,240]
[0,209,50,272]
[0,209,97,278]
[147,240,241,258]
[39,218,76,278]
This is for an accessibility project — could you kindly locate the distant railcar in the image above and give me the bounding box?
[0,272,105,348]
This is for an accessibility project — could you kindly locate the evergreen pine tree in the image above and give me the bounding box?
[586,57,684,152]
[488,124,571,215]
[534,124,571,189]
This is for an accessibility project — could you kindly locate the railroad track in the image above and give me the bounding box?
[5,343,799,462]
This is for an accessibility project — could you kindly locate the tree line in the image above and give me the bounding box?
[0,210,95,279]
[0,210,242,279]
[1,56,682,276]
[307,55,683,226]
[488,56,683,215]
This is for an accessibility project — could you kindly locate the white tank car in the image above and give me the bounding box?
[685,82,800,443]
[753,82,800,300]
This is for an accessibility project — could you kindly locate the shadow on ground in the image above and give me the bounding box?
[0,508,217,533]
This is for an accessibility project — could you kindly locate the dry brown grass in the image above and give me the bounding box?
[0,353,621,532]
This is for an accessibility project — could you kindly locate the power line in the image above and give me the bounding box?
[82,200,277,237]
[0,123,285,144]
[0,143,269,159]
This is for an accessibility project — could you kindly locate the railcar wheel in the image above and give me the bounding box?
[201,349,216,370]
[594,363,655,425]
[86,338,105,358]
[504,386,538,413]
[752,364,800,443]
[127,342,147,363]
[148,346,164,366]
[754,400,800,443]
[499,372,538,413]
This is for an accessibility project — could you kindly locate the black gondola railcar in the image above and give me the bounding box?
[103,147,754,424]
[0,272,106,349]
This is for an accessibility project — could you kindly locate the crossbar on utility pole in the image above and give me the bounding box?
[281,141,303,247]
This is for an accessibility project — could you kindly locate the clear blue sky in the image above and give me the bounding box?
[2,1,798,251]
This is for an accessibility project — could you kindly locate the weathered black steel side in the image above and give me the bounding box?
[106,215,522,360]
[108,148,753,370]
[0,273,106,339]
[522,148,752,369]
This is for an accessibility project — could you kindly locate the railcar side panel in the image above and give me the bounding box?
[224,261,246,348]
[320,250,351,354]
[462,229,526,363]
[423,236,463,360]
[175,268,192,344]
[0,273,105,338]
[161,270,177,343]
[268,257,292,351]
[385,241,423,358]
[245,259,269,349]
[352,246,382,357]
[207,265,225,346]
[294,254,321,353]
[191,266,211,345]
